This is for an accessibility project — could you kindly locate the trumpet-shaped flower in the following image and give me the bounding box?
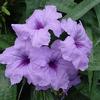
[12,5,62,47]
[30,45,80,91]
[0,39,35,85]
[61,18,92,55]
[53,18,92,71]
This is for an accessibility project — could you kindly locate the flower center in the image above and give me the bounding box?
[75,41,83,48]
[20,55,30,66]
[35,20,44,29]
[74,36,83,48]
[48,60,57,69]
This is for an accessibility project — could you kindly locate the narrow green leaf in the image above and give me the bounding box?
[65,0,100,19]
[1,6,10,16]
[3,2,8,6]
[76,72,90,98]
[47,0,100,19]
[94,4,100,27]
[88,71,94,93]
[0,66,16,100]
[88,43,100,70]
[90,71,100,100]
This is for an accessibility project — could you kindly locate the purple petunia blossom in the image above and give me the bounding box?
[0,39,36,85]
[30,45,80,91]
[61,18,92,55]
[59,37,89,71]
[12,5,62,47]
[51,18,92,71]
[54,18,92,71]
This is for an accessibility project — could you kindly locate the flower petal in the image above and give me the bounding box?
[0,47,18,64]
[61,18,77,36]
[60,36,77,61]
[47,20,62,37]
[30,29,50,47]
[44,5,62,20]
[11,24,32,40]
[26,10,45,29]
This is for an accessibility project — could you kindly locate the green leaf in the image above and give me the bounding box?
[0,33,15,49]
[65,87,89,100]
[88,27,100,71]
[47,0,100,19]
[1,6,10,16]
[88,43,100,71]
[65,0,100,19]
[76,73,90,98]
[80,6,100,100]
[81,10,98,28]
[24,0,42,20]
[0,39,10,49]
[3,2,8,6]
[94,4,100,27]
[90,71,100,100]
[0,66,16,100]
[88,71,94,93]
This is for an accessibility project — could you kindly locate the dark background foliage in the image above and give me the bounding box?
[0,0,100,100]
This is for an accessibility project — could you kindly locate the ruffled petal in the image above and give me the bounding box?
[61,18,92,56]
[11,24,32,40]
[26,10,45,29]
[47,20,62,37]
[44,5,62,20]
[51,69,69,90]
[0,47,18,64]
[59,36,89,71]
[60,36,77,61]
[30,63,51,87]
[61,18,77,36]
[5,58,35,85]
[73,53,89,71]
[14,38,33,52]
[31,46,51,66]
[77,22,93,55]
[30,29,50,47]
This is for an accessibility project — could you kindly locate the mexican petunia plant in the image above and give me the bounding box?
[0,5,92,99]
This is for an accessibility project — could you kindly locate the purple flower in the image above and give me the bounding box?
[53,18,92,71]
[0,38,80,91]
[30,45,80,91]
[0,5,91,92]
[0,39,35,85]
[59,37,89,71]
[61,18,92,55]
[12,5,62,47]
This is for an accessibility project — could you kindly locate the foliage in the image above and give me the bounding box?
[0,66,16,100]
[0,0,100,100]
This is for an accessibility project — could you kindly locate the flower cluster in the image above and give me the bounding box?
[0,5,92,91]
